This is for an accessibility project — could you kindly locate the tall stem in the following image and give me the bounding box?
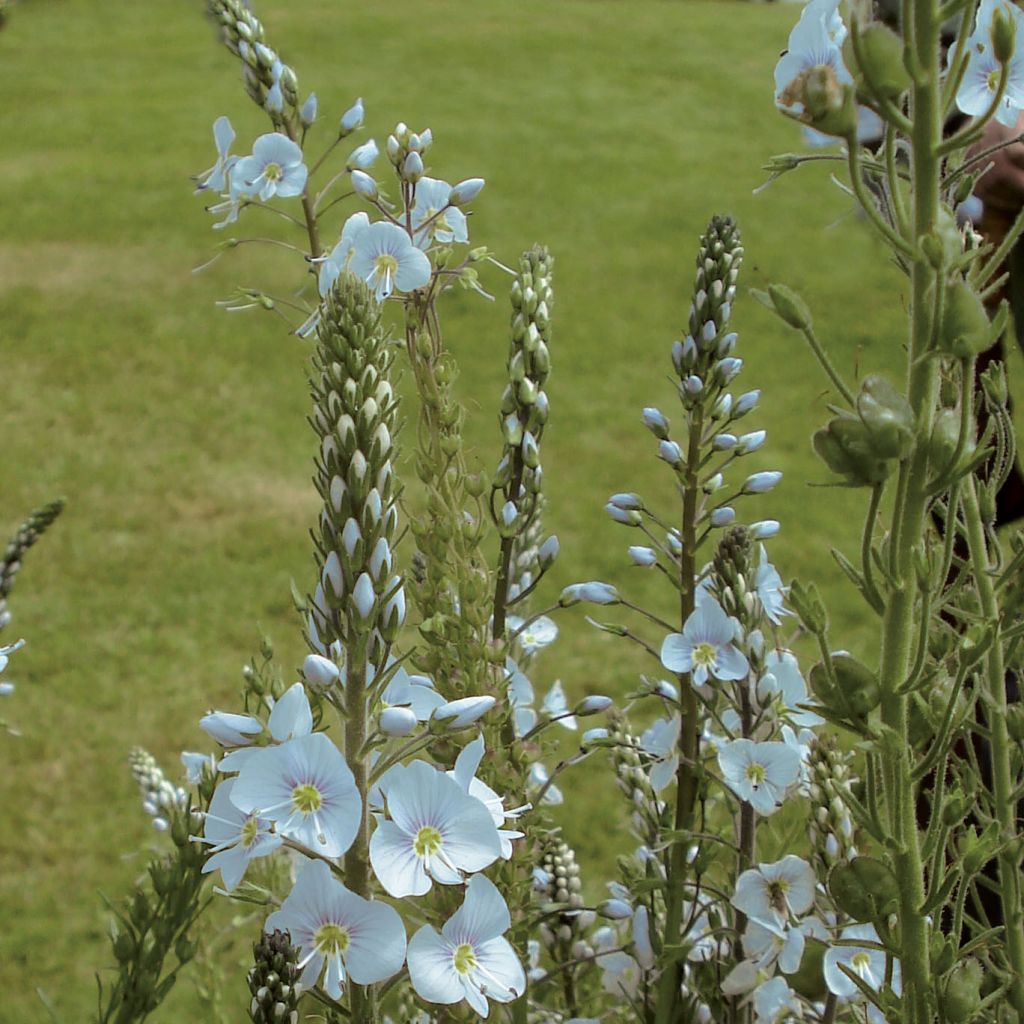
[654,407,704,1024]
[959,478,1024,1016]
[874,6,942,1020]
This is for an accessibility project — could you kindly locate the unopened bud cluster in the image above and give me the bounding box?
[205,0,298,113]
[806,733,858,868]
[0,498,63,633]
[607,714,660,840]
[248,929,301,1024]
[308,273,403,667]
[129,747,188,832]
[386,121,434,176]
[710,526,757,626]
[536,837,595,959]
[493,246,554,537]
[672,216,744,402]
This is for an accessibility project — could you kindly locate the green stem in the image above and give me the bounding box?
[959,477,1024,1016]
[654,408,704,1024]
[344,648,377,1024]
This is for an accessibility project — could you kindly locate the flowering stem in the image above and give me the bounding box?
[873,5,943,1019]
[958,476,1024,1015]
[654,407,704,1024]
[492,456,526,644]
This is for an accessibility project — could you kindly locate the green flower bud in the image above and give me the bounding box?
[928,407,973,476]
[853,24,911,100]
[828,856,900,922]
[939,279,991,359]
[1006,704,1024,742]
[980,359,1009,406]
[856,374,914,460]
[814,418,894,486]
[789,579,828,634]
[766,282,813,330]
[941,958,984,1023]
[993,6,1016,63]
[832,651,881,718]
[931,933,957,975]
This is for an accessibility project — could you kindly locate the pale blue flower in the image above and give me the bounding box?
[181,750,215,783]
[195,116,236,194]
[265,860,407,999]
[640,716,680,792]
[407,874,525,1017]
[509,614,558,656]
[774,9,852,117]
[346,139,379,171]
[755,545,790,624]
[380,665,444,721]
[824,923,901,1000]
[449,735,525,858]
[231,732,360,857]
[219,681,313,773]
[541,679,576,730]
[198,777,281,891]
[732,855,816,938]
[369,760,502,897]
[956,0,1024,127]
[232,133,308,202]
[660,598,749,685]
[410,177,469,248]
[753,976,804,1024]
[505,657,536,736]
[349,221,432,301]
[759,649,824,727]
[718,739,801,815]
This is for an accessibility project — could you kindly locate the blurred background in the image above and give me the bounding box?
[1,0,930,1018]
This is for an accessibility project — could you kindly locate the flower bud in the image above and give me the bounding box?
[993,5,1017,63]
[300,92,318,126]
[941,958,984,1024]
[350,170,378,200]
[939,279,991,358]
[642,407,670,439]
[402,151,424,182]
[597,899,632,920]
[765,283,813,330]
[576,695,613,715]
[339,97,364,135]
[856,374,914,460]
[303,654,341,691]
[449,177,485,205]
[434,695,496,729]
[380,706,417,737]
[628,545,657,566]
[659,440,684,466]
[853,24,911,101]
[559,581,620,606]
[742,471,782,494]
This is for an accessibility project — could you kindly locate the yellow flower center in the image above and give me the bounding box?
[851,951,872,975]
[745,762,767,788]
[314,922,350,956]
[291,782,323,814]
[693,642,717,667]
[414,825,443,858]
[240,816,261,849]
[453,942,477,976]
[988,69,1001,93]
[264,161,283,182]
[374,253,399,278]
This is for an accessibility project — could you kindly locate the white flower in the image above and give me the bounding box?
[743,916,827,975]
[755,546,790,625]
[219,681,314,773]
[824,923,901,1000]
[197,778,281,891]
[407,873,525,1018]
[410,177,469,248]
[758,649,824,728]
[753,976,804,1023]
[719,739,801,815]
[640,716,680,792]
[509,614,559,656]
[732,856,816,938]
[317,212,371,298]
[232,133,308,202]
[774,6,853,118]
[369,760,502,897]
[199,709,262,749]
[541,679,576,730]
[349,221,432,301]
[449,734,526,858]
[195,116,236,193]
[956,0,1024,127]
[380,664,444,721]
[265,860,406,999]
[661,598,749,685]
[506,658,536,736]
[231,732,360,857]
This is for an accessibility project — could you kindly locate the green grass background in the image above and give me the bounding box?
[1,0,918,1018]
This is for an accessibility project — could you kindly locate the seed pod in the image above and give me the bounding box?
[939,279,991,358]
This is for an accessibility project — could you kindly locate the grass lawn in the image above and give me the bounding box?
[2,0,914,1018]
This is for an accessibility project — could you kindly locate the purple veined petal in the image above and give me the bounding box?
[443,874,510,946]
[407,925,463,1004]
[332,891,407,984]
[369,817,430,897]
